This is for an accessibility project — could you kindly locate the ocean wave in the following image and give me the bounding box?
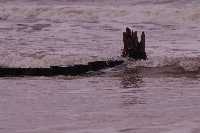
[0,52,200,75]
[0,5,128,23]
[0,4,200,25]
[126,56,200,72]
[0,53,104,68]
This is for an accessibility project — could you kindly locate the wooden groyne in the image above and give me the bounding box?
[0,60,124,77]
[0,27,147,77]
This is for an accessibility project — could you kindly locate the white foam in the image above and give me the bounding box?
[127,56,200,72]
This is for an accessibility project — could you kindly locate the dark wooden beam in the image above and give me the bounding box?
[0,60,124,77]
[122,27,147,60]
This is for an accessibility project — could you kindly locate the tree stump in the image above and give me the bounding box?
[122,27,147,60]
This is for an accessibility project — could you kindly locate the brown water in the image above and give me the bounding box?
[0,0,200,133]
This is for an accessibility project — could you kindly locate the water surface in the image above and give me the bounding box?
[0,0,200,133]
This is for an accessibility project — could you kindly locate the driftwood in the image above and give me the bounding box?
[0,27,147,77]
[122,27,147,60]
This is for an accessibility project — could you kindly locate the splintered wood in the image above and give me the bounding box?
[122,27,147,60]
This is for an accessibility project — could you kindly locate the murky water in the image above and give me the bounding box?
[0,0,200,133]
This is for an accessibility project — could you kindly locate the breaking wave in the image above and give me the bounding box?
[0,53,103,68]
[0,2,200,75]
[0,54,200,75]
[126,56,200,73]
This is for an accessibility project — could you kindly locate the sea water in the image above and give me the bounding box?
[0,0,200,133]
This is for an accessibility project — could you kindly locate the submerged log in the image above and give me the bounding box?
[0,27,148,77]
[122,27,147,60]
[0,60,124,77]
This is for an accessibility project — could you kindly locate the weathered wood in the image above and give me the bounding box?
[0,60,124,77]
[122,27,147,60]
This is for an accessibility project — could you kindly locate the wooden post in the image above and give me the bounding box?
[122,27,147,60]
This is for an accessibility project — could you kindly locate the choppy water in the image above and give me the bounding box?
[0,0,200,133]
